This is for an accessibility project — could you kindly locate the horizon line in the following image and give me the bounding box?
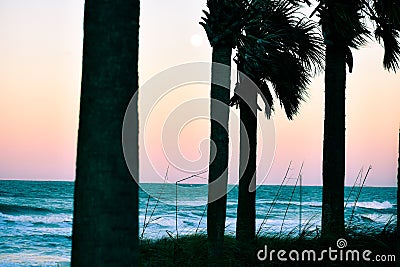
[0,178,396,188]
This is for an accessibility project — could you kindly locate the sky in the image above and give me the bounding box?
[0,0,399,186]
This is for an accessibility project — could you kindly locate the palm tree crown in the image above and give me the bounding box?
[200,0,248,48]
[315,0,400,72]
[232,0,325,119]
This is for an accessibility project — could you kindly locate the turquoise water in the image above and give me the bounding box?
[0,180,396,266]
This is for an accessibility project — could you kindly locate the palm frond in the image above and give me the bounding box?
[363,0,400,72]
[320,0,371,48]
[200,0,248,47]
[236,0,324,119]
[282,18,325,73]
[258,80,274,118]
[264,50,310,119]
[373,0,400,28]
[375,24,400,71]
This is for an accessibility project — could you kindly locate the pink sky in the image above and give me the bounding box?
[0,0,398,186]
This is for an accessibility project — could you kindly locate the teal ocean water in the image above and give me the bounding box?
[0,180,396,266]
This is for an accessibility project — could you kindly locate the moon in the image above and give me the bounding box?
[190,34,203,47]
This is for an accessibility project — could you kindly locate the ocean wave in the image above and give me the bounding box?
[175,200,208,207]
[0,253,70,266]
[1,213,72,225]
[360,215,375,222]
[359,213,395,223]
[258,201,322,208]
[355,201,393,210]
[0,203,52,215]
[0,226,72,238]
[188,210,207,217]
[258,200,394,210]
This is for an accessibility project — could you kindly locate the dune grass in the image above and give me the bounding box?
[139,225,396,267]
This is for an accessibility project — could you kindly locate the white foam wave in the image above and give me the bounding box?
[355,201,393,210]
[2,213,72,225]
[360,214,395,223]
[258,200,322,207]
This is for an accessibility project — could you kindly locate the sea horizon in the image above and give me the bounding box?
[0,179,397,188]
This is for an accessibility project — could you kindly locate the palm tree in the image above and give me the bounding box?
[200,1,247,265]
[230,0,324,257]
[71,0,140,266]
[314,0,400,240]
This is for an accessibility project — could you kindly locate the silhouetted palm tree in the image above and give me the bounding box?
[200,1,247,265]
[229,0,324,258]
[313,0,400,240]
[71,0,140,266]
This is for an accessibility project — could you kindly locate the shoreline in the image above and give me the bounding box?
[0,228,396,267]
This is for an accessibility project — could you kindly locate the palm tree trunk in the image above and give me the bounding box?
[207,44,231,267]
[321,44,346,240]
[71,0,139,266]
[236,74,257,263]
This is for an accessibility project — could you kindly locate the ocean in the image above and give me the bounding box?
[0,180,396,266]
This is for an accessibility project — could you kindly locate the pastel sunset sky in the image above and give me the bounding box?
[0,0,398,186]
